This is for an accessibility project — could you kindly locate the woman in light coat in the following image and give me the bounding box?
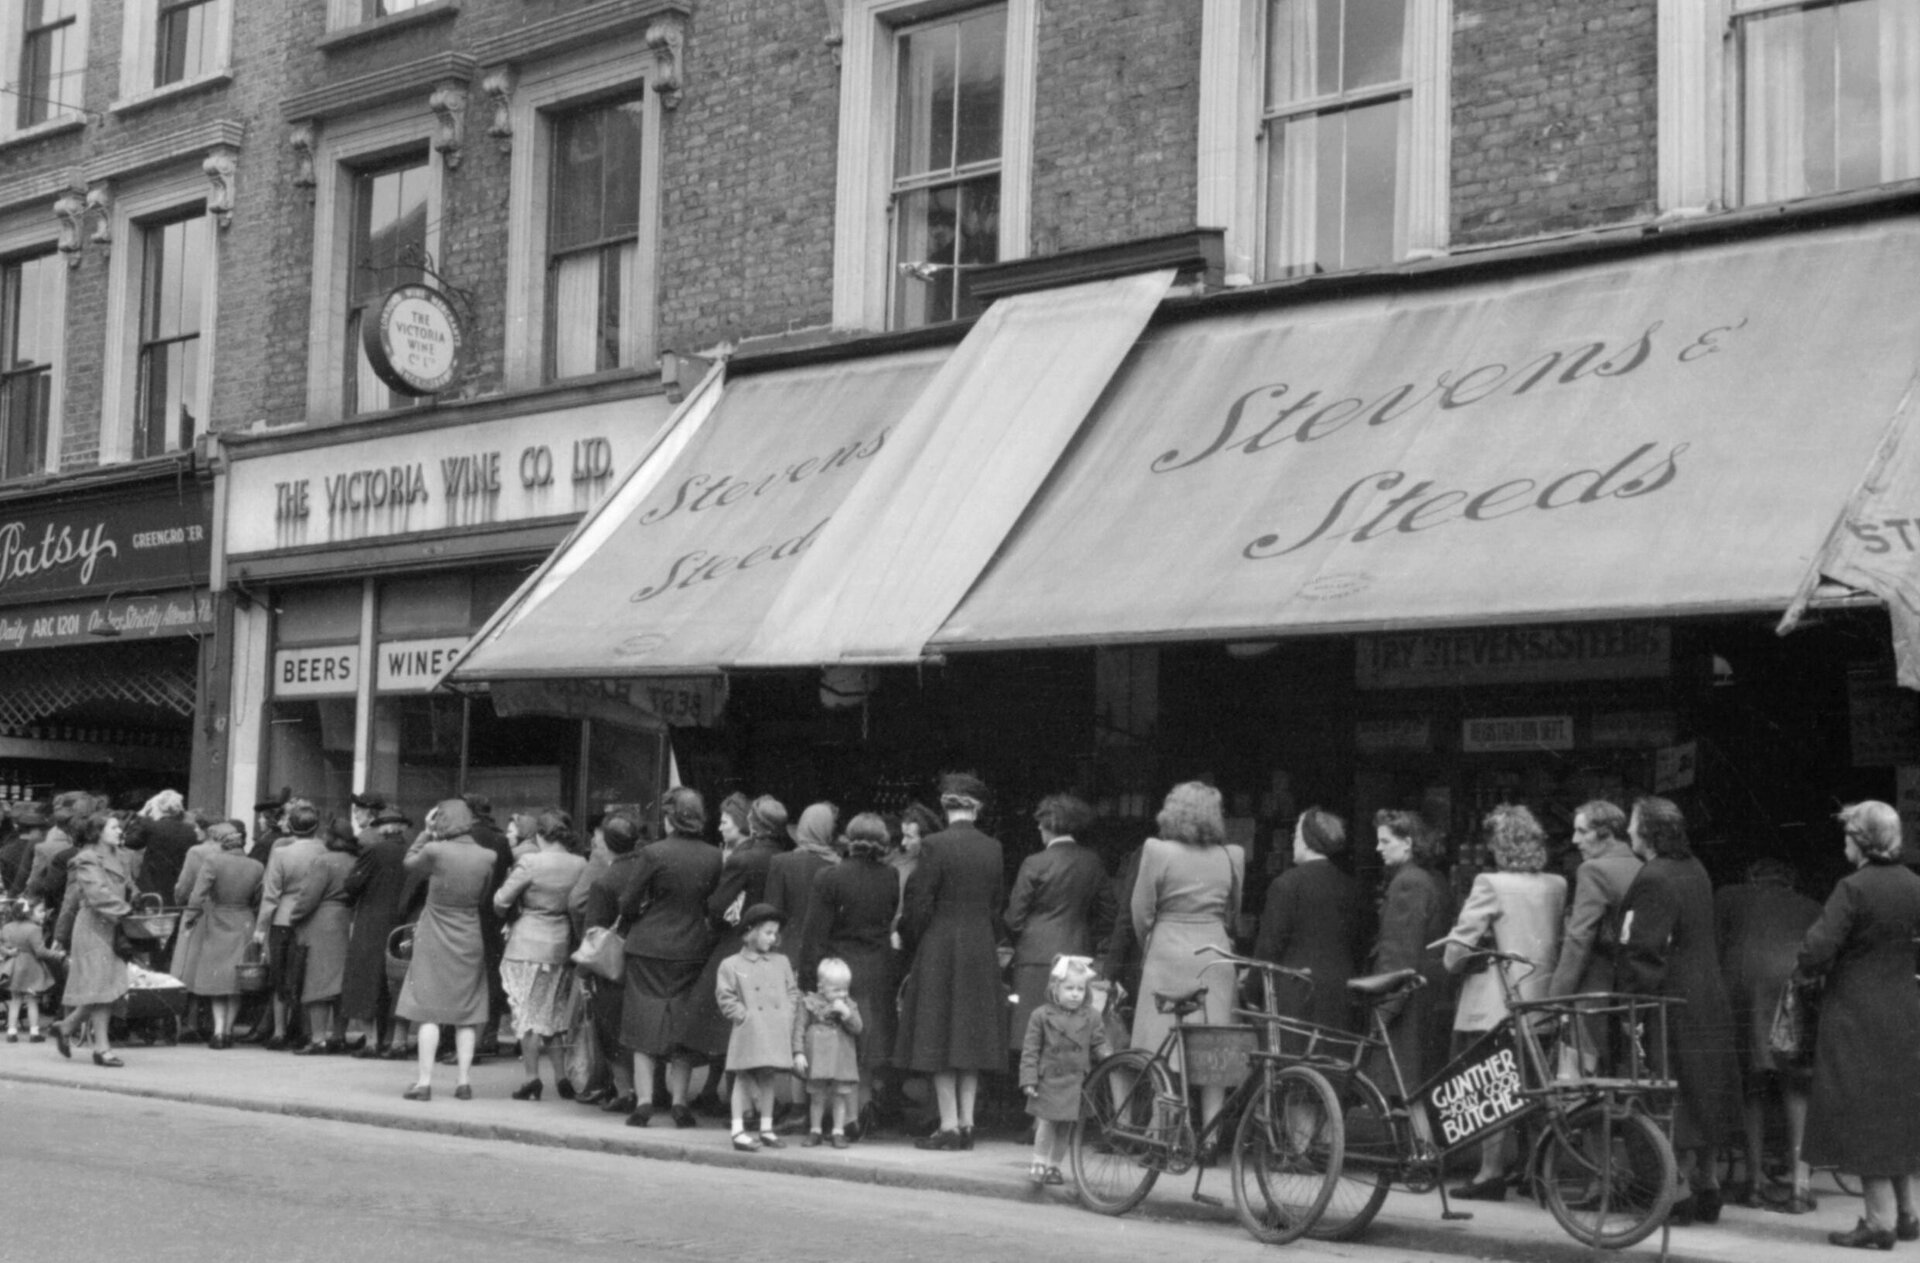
[493,809,589,1101]
[1442,804,1565,1200]
[184,823,264,1048]
[396,800,496,1100]
[51,812,136,1066]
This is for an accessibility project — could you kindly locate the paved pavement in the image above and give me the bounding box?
[0,1035,1867,1261]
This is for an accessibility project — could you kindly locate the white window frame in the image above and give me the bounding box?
[305,105,444,422]
[502,39,664,389]
[831,0,1035,330]
[116,0,232,111]
[0,1,91,144]
[1198,0,1450,284]
[0,207,66,476]
[99,170,216,464]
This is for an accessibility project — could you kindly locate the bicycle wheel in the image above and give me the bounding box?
[1306,1075,1395,1242]
[1230,1066,1342,1245]
[1539,1104,1677,1249]
[1070,1050,1172,1216]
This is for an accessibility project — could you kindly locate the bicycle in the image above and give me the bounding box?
[1249,941,1682,1250]
[1068,948,1344,1245]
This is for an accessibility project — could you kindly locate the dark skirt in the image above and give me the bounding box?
[675,930,744,1061]
[619,955,706,1058]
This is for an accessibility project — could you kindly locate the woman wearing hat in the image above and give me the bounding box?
[184,822,265,1048]
[396,799,495,1100]
[896,773,1009,1150]
[343,806,413,1057]
[618,787,723,1127]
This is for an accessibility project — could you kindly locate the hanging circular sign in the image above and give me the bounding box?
[362,284,464,397]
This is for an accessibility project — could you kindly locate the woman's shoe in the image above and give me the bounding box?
[1027,1160,1049,1184]
[1668,1194,1696,1227]
[1830,1220,1897,1251]
[453,1084,473,1100]
[51,1023,70,1059]
[342,1035,367,1053]
[1044,1166,1066,1186]
[959,1126,975,1151]
[830,1133,850,1150]
[403,1084,431,1101]
[1694,1185,1723,1225]
[603,1093,638,1115]
[670,1104,698,1128]
[732,1131,761,1152]
[511,1078,544,1101]
[759,1132,786,1149]
[555,1078,576,1101]
[624,1103,654,1128]
[28,1032,43,1044]
[6,1032,16,1043]
[1898,1212,1919,1242]
[803,1131,825,1147]
[92,1052,124,1068]
[1451,1175,1508,1202]
[914,1128,965,1151]
[1782,1190,1818,1215]
[292,1042,328,1056]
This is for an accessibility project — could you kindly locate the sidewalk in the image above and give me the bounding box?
[0,1037,1860,1261]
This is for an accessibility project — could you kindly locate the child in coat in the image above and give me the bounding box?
[716,902,799,1153]
[1,899,59,1042]
[795,957,864,1147]
[1020,954,1111,1184]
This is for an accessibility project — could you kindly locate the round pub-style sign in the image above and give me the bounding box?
[363,284,464,396]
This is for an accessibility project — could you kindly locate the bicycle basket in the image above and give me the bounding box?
[1237,1008,1376,1074]
[1507,992,1681,1094]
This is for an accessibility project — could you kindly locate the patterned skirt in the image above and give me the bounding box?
[501,960,575,1038]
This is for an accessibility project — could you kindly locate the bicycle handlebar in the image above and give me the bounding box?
[1428,935,1540,984]
[1193,944,1313,988]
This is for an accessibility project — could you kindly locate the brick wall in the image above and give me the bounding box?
[1450,0,1658,245]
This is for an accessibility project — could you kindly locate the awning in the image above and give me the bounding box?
[931,216,1920,651]
[448,273,1171,679]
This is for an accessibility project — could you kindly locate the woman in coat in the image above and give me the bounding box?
[493,808,589,1101]
[1256,807,1363,1034]
[800,812,904,1122]
[50,811,136,1066]
[1130,781,1245,1140]
[395,799,496,1100]
[618,787,723,1128]
[1004,793,1114,1053]
[896,773,1010,1150]
[1442,804,1566,1200]
[342,807,411,1057]
[767,801,840,971]
[1795,801,1920,1250]
[289,824,358,1055]
[680,795,786,1097]
[1619,795,1741,1225]
[168,816,220,1035]
[183,823,264,1048]
[1368,810,1453,1089]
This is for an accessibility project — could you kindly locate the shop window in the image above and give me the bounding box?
[378,573,471,637]
[546,96,645,380]
[0,252,58,481]
[368,693,578,824]
[266,698,356,823]
[345,152,430,417]
[275,583,362,645]
[14,0,83,129]
[831,0,1035,331]
[134,212,208,459]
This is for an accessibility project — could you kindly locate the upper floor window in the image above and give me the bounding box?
[1732,0,1920,204]
[135,213,208,458]
[548,97,643,379]
[346,154,429,416]
[889,7,1004,327]
[0,252,58,480]
[155,0,219,87]
[18,0,82,128]
[116,0,229,105]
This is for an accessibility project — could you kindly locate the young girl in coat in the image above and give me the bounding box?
[716,903,799,1153]
[1020,954,1112,1184]
[795,957,864,1147]
[1,899,59,1042]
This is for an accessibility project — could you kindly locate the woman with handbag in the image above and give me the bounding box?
[492,809,589,1101]
[50,811,136,1066]
[183,822,265,1049]
[578,812,644,1111]
[1794,801,1920,1250]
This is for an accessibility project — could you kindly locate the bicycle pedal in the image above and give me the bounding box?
[1442,1210,1474,1221]
[1192,1192,1224,1207]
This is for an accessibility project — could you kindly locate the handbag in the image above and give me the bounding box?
[1768,976,1818,1062]
[571,924,626,982]
[235,939,270,994]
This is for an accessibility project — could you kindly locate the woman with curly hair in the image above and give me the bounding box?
[1442,803,1565,1199]
[494,809,590,1100]
[50,811,137,1066]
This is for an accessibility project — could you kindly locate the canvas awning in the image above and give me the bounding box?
[446,272,1171,679]
[930,216,1920,651]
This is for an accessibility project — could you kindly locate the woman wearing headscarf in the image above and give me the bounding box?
[801,811,905,1126]
[1442,804,1565,1200]
[343,807,412,1057]
[1619,795,1740,1225]
[1368,809,1454,1088]
[50,812,136,1066]
[183,822,264,1049]
[896,773,1010,1150]
[288,819,359,1054]
[681,795,787,1110]
[395,799,495,1100]
[1256,807,1363,1034]
[618,787,723,1128]
[493,808,589,1101]
[767,802,840,972]
[1004,793,1114,1055]
[1794,801,1920,1250]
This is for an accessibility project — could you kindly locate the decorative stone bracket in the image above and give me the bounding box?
[645,14,687,109]
[204,145,238,228]
[86,182,114,249]
[290,120,319,189]
[481,66,515,151]
[429,80,469,170]
[52,189,87,266]
[820,0,844,66]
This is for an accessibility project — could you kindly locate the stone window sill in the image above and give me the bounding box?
[108,71,235,119]
[318,1,460,53]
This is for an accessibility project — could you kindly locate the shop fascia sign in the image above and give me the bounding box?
[0,485,210,606]
[0,590,212,652]
[275,644,359,698]
[1461,714,1575,753]
[1357,622,1670,689]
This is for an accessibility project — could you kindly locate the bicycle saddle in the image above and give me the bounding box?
[1346,968,1422,999]
[1153,986,1209,1015]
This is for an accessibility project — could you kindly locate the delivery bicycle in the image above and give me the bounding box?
[1254,941,1680,1250]
[1068,948,1345,1245]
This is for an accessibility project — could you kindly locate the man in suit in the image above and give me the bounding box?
[1005,793,1114,1056]
[251,799,326,1048]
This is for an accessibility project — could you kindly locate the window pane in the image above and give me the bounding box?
[954,10,1006,165]
[1264,95,1407,276]
[0,368,50,479]
[603,100,645,239]
[895,21,958,178]
[1268,0,1408,104]
[353,160,429,302]
[552,108,606,250]
[549,252,602,378]
[10,255,58,368]
[1345,0,1409,90]
[158,0,218,86]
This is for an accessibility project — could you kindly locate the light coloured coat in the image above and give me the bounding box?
[1444,870,1566,1031]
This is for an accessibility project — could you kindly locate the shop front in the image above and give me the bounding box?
[220,385,679,827]
[0,461,214,808]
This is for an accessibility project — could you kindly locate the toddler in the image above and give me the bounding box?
[1,899,58,1042]
[794,957,864,1147]
[1019,954,1111,1184]
[716,903,799,1152]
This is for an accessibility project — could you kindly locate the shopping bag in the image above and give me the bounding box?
[235,940,270,994]
[564,988,599,1097]
[571,925,625,982]
[1768,978,1817,1062]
